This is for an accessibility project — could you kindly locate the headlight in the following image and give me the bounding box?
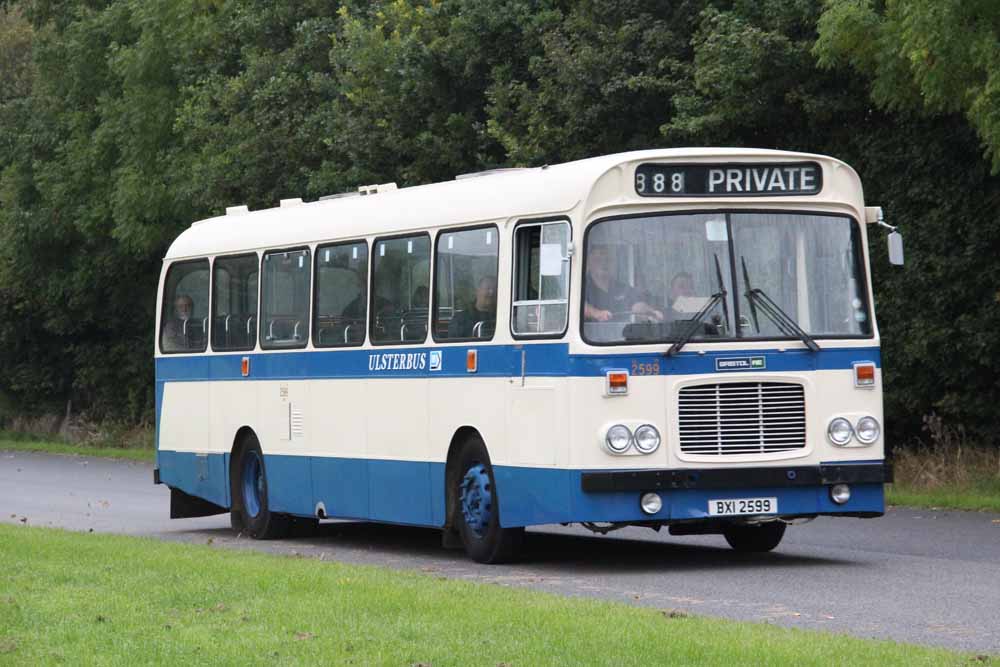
[855,416,880,444]
[827,417,854,446]
[633,425,661,454]
[605,425,633,454]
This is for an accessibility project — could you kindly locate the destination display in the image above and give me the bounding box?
[635,161,822,197]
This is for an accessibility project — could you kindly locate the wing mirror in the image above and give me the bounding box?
[887,230,904,266]
[867,206,904,266]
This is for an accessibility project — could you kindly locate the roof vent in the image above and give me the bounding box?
[226,205,249,216]
[319,191,362,201]
[455,167,530,180]
[358,182,398,196]
[280,198,303,208]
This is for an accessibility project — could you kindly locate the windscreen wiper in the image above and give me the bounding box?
[740,257,760,333]
[666,255,727,357]
[740,256,820,353]
[714,253,730,335]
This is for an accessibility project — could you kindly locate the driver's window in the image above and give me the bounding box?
[511,220,570,336]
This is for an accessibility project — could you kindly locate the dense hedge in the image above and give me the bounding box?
[0,1,997,445]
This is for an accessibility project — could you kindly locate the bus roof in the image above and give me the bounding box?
[164,148,859,260]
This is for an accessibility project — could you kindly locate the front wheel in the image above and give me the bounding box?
[453,438,523,563]
[232,436,290,540]
[723,521,786,552]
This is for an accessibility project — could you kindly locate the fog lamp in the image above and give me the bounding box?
[640,492,663,515]
[830,484,851,505]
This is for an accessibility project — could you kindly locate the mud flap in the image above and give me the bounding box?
[170,486,227,519]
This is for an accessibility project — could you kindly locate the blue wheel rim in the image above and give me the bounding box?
[242,451,264,519]
[460,463,492,538]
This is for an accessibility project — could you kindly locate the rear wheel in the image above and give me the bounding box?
[453,438,523,563]
[723,521,786,552]
[232,435,289,540]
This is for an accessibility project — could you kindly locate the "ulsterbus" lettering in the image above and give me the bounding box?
[368,352,428,371]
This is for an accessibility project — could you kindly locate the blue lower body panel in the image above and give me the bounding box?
[158,451,884,528]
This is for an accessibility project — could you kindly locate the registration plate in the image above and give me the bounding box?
[707,497,778,516]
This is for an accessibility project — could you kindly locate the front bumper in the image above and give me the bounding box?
[581,461,892,493]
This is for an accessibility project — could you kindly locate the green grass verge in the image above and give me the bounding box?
[887,481,1000,513]
[0,525,983,666]
[0,438,154,462]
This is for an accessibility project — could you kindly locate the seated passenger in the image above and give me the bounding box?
[448,276,497,338]
[411,285,429,309]
[162,294,195,351]
[584,245,663,322]
[667,271,696,317]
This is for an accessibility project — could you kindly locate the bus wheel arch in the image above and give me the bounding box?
[444,428,524,563]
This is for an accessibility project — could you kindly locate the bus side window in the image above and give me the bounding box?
[371,234,430,344]
[160,258,210,354]
[433,226,499,341]
[260,248,311,349]
[212,254,258,352]
[314,241,368,347]
[512,220,570,336]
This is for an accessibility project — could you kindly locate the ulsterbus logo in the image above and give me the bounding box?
[368,352,428,372]
[715,356,766,371]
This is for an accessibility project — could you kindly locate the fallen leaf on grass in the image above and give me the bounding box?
[213,603,226,612]
[294,632,315,641]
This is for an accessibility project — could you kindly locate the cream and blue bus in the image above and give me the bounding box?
[154,148,898,563]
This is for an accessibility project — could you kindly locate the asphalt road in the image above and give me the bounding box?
[2,450,998,654]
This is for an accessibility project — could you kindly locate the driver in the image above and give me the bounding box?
[583,245,664,322]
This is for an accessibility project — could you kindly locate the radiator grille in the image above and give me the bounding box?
[678,382,806,455]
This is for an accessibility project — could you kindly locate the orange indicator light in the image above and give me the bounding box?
[606,370,629,396]
[466,349,478,373]
[854,362,875,387]
[241,356,250,377]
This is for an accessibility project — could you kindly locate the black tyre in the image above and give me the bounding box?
[452,437,524,563]
[723,521,786,552]
[231,435,290,540]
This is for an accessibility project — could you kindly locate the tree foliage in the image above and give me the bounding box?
[0,0,998,445]
[815,0,1000,172]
